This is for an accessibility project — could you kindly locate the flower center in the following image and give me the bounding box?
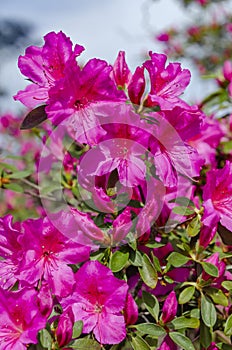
[94,302,103,313]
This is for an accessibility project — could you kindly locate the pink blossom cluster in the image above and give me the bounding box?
[1,31,232,349]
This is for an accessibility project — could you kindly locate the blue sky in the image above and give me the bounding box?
[0,0,204,113]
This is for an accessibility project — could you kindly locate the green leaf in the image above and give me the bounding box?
[224,314,232,336]
[138,254,158,289]
[206,288,228,307]
[201,262,219,278]
[9,169,33,179]
[39,329,52,350]
[134,323,166,337]
[142,291,159,322]
[72,320,83,338]
[129,250,143,267]
[190,308,200,319]
[187,216,201,237]
[70,338,101,349]
[172,206,194,215]
[167,252,190,267]
[0,162,17,172]
[222,281,232,291]
[109,251,129,272]
[4,183,24,193]
[169,331,195,350]
[201,295,217,327]
[171,316,200,329]
[151,253,162,273]
[129,334,151,350]
[169,197,194,207]
[200,322,212,348]
[179,286,195,304]
[41,183,62,195]
[222,345,232,350]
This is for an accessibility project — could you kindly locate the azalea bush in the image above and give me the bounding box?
[1,30,232,350]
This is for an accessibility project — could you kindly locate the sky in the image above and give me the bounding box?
[0,0,212,113]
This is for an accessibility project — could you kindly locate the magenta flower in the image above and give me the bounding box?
[128,66,145,105]
[223,60,232,97]
[37,283,53,318]
[14,31,84,108]
[158,335,178,350]
[0,288,46,350]
[147,108,203,187]
[0,215,22,289]
[61,260,129,344]
[56,307,74,348]
[199,199,219,248]
[189,114,224,166]
[202,161,232,231]
[46,59,125,144]
[112,51,132,88]
[161,291,177,324]
[124,293,138,326]
[143,52,191,110]
[17,217,90,297]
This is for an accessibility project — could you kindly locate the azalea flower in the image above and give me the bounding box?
[46,60,125,144]
[143,52,191,110]
[56,307,74,348]
[14,31,84,108]
[0,215,22,289]
[111,51,132,88]
[202,161,232,231]
[0,288,46,350]
[61,260,129,344]
[161,291,178,324]
[17,216,90,297]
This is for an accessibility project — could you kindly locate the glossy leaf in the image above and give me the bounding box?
[172,316,200,329]
[138,254,158,289]
[167,252,190,267]
[142,291,159,322]
[179,286,195,304]
[201,295,217,327]
[135,323,166,337]
[169,331,195,350]
[109,251,129,272]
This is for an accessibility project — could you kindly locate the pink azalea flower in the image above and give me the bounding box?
[223,60,232,97]
[161,291,177,324]
[202,161,232,231]
[112,51,132,88]
[147,107,203,187]
[205,343,219,350]
[0,215,22,289]
[37,283,53,318]
[199,199,219,248]
[189,114,224,167]
[61,260,129,344]
[0,288,46,350]
[46,60,125,144]
[128,66,146,105]
[156,32,170,42]
[158,335,178,350]
[56,307,74,348]
[17,217,90,297]
[14,31,84,108]
[143,52,191,110]
[124,293,138,326]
